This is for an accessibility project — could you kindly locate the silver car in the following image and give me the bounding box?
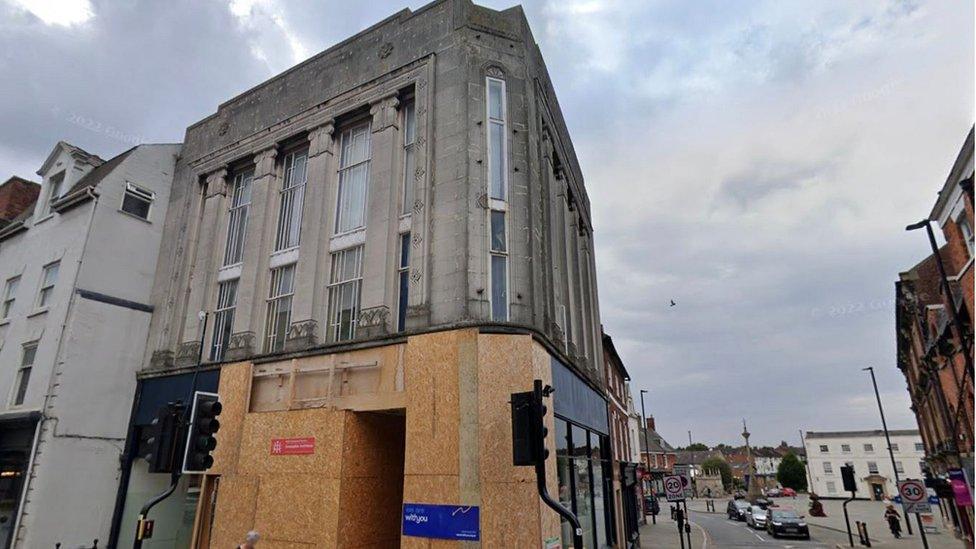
[746,505,769,529]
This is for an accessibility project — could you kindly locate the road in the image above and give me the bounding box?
[690,510,840,548]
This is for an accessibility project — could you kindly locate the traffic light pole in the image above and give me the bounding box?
[133,312,208,548]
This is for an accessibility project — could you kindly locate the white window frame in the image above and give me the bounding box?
[867,461,879,474]
[895,461,904,474]
[915,443,925,452]
[396,233,410,332]
[401,100,416,216]
[327,246,364,342]
[957,212,974,259]
[819,445,829,453]
[210,279,238,361]
[2,276,19,319]
[890,443,899,452]
[274,150,308,252]
[11,342,37,407]
[44,171,65,215]
[823,461,833,473]
[264,264,295,352]
[335,123,372,235]
[486,76,509,322]
[864,443,874,453]
[36,261,59,309]
[120,182,155,220]
[224,169,254,266]
[841,444,851,453]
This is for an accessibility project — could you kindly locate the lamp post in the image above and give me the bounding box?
[640,390,652,520]
[863,366,923,541]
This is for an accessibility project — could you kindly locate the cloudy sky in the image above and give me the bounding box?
[1,0,972,446]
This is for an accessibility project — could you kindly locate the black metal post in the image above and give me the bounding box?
[674,506,686,549]
[683,499,692,547]
[862,366,912,535]
[844,494,855,547]
[916,512,929,549]
[639,389,651,513]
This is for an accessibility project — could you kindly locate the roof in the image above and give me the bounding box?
[52,146,137,211]
[805,429,919,439]
[36,140,104,177]
[601,330,630,380]
[639,428,676,454]
[930,125,974,221]
[674,450,723,465]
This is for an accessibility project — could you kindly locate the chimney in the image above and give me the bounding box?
[0,177,40,224]
[646,415,656,432]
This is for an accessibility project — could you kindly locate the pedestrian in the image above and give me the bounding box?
[237,530,260,549]
[883,505,902,539]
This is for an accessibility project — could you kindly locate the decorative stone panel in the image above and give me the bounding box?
[225,331,256,361]
[175,341,202,368]
[149,349,174,370]
[358,306,390,339]
[284,319,318,352]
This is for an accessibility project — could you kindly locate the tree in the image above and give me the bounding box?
[683,443,708,451]
[701,457,733,491]
[777,452,808,491]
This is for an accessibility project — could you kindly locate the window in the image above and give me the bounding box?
[867,461,879,474]
[401,100,416,215]
[223,170,253,266]
[37,261,59,308]
[890,443,899,452]
[45,171,65,213]
[819,445,829,453]
[864,443,874,452]
[264,265,295,352]
[826,481,836,494]
[2,276,18,319]
[490,210,508,321]
[895,461,904,474]
[396,234,410,332]
[274,150,308,251]
[959,215,974,258]
[486,77,507,201]
[335,124,370,234]
[327,246,363,342]
[841,444,851,453]
[915,443,925,452]
[120,182,154,220]
[12,343,36,406]
[486,77,509,322]
[822,462,833,473]
[210,279,238,361]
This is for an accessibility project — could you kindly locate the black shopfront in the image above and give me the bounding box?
[551,357,614,548]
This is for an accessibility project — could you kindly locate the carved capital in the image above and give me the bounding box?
[370,93,400,132]
[204,167,229,197]
[225,331,256,361]
[308,121,335,158]
[285,319,318,352]
[254,147,279,179]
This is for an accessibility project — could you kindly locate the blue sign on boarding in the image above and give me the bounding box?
[402,503,480,541]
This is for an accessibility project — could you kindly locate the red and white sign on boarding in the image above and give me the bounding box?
[270,437,316,455]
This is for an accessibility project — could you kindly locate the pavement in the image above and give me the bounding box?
[637,502,706,549]
[672,495,969,549]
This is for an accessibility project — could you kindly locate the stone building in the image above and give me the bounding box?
[603,331,641,546]
[111,1,609,547]
[0,141,180,548]
[896,125,974,541]
[803,430,925,500]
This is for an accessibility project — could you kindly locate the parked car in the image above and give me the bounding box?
[781,487,797,497]
[766,487,782,497]
[766,508,810,539]
[727,499,751,521]
[753,498,772,509]
[745,505,769,529]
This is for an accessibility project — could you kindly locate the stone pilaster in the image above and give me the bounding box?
[287,121,335,351]
[404,69,433,329]
[233,146,278,356]
[358,93,400,339]
[181,167,228,350]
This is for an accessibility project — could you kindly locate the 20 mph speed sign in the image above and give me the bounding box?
[664,475,685,502]
[898,479,930,514]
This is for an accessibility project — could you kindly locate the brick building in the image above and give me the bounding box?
[603,331,641,546]
[896,125,974,541]
[0,176,39,228]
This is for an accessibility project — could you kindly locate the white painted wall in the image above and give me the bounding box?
[804,431,925,499]
[0,143,179,547]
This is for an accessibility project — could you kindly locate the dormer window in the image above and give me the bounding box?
[45,171,65,214]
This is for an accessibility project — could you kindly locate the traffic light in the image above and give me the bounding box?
[510,380,552,466]
[840,465,857,493]
[182,391,222,472]
[144,402,185,473]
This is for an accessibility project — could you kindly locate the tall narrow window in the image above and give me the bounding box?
[265,265,295,352]
[210,279,238,361]
[490,210,508,321]
[2,276,19,319]
[13,343,36,406]
[401,101,416,215]
[867,461,879,474]
[37,261,59,308]
[486,76,509,321]
[224,170,253,265]
[45,171,65,214]
[487,78,507,200]
[327,246,363,342]
[274,150,307,251]
[336,124,371,234]
[959,215,974,258]
[120,183,154,220]
[397,233,410,331]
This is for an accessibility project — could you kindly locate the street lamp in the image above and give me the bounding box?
[639,390,651,500]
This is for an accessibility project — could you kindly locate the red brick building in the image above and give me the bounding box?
[603,332,641,547]
[896,126,974,541]
[0,176,40,228]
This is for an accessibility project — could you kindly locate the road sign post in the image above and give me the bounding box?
[664,475,684,502]
[898,479,930,549]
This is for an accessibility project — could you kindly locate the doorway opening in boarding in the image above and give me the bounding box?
[342,410,405,547]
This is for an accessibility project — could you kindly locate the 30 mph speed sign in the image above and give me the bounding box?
[664,475,685,502]
[898,479,930,514]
